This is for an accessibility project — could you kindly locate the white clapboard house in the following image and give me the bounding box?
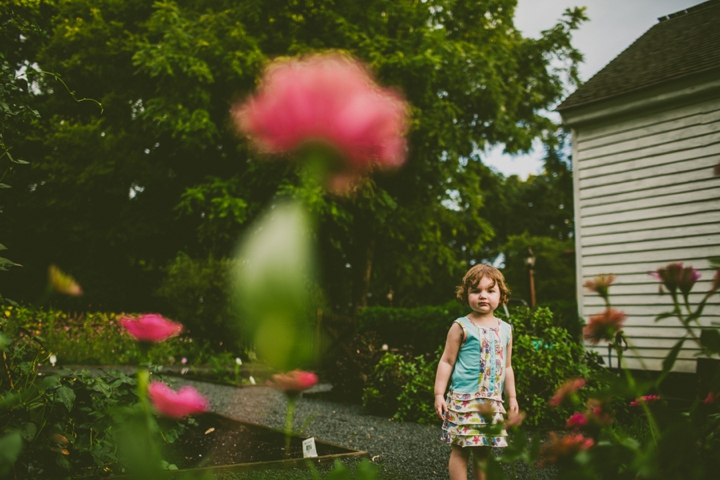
[557,0,720,372]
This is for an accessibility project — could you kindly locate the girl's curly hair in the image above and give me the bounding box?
[455,264,511,306]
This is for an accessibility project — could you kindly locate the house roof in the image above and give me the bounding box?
[557,0,720,111]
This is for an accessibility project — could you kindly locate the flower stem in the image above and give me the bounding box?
[285,396,297,455]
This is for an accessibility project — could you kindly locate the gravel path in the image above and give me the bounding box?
[170,378,557,480]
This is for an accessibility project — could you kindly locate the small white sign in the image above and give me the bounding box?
[302,437,318,458]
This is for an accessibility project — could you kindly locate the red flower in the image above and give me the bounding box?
[267,370,318,395]
[703,392,719,404]
[119,314,182,343]
[583,274,615,301]
[565,413,588,430]
[232,53,408,193]
[583,309,626,344]
[148,382,209,418]
[649,263,700,297]
[549,378,586,407]
[629,395,661,407]
[538,432,594,467]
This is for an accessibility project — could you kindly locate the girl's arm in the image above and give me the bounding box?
[434,322,462,420]
[504,332,519,414]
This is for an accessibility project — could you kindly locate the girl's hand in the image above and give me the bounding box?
[434,394,447,420]
[508,397,519,414]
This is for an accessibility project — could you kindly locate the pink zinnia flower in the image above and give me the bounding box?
[549,378,586,407]
[583,309,626,344]
[629,395,661,407]
[233,53,408,193]
[649,263,700,297]
[48,265,83,296]
[538,433,594,467]
[266,370,318,395]
[148,381,209,418]
[119,314,182,343]
[703,392,719,404]
[565,413,588,430]
[583,274,615,301]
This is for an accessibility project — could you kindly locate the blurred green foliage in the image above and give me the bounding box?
[1,0,585,317]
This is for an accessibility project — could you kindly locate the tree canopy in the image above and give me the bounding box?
[1,0,586,321]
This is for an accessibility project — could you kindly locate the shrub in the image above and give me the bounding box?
[156,253,242,351]
[324,331,386,403]
[359,305,605,427]
[0,326,188,478]
[357,301,468,355]
[362,348,440,424]
[510,307,605,427]
[3,305,215,366]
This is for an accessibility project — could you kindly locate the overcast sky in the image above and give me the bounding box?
[484,0,703,178]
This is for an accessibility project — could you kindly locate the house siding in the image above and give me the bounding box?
[573,95,720,372]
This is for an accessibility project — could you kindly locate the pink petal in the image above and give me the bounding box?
[148,382,209,418]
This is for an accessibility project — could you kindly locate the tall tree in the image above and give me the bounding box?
[1,0,587,316]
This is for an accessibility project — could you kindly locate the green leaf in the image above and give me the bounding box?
[700,329,720,355]
[19,423,37,442]
[0,257,21,271]
[6,152,29,165]
[0,431,23,475]
[661,337,686,376]
[0,184,10,189]
[55,385,76,412]
[0,243,6,250]
[324,459,350,480]
[654,312,676,323]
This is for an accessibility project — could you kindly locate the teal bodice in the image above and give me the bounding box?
[449,317,512,399]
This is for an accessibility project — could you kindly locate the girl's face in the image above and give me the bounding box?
[468,276,501,316]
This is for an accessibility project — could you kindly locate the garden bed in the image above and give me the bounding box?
[144,412,368,477]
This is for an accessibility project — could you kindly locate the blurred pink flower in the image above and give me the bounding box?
[703,392,719,404]
[549,378,586,407]
[233,53,408,193]
[505,410,525,428]
[565,413,588,430]
[583,309,626,344]
[538,432,594,467]
[649,263,700,297]
[629,395,661,407]
[148,381,209,418]
[119,314,182,343]
[48,265,83,296]
[583,274,615,301]
[267,370,318,395]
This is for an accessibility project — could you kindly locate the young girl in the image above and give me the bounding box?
[434,264,518,480]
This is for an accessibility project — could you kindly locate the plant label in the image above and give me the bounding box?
[302,437,318,458]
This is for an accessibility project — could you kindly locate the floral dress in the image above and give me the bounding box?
[441,317,511,448]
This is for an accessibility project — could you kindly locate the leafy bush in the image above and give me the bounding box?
[156,252,242,351]
[3,305,215,366]
[362,349,440,424]
[0,326,188,478]
[357,301,468,355]
[510,307,605,427]
[324,331,387,403]
[359,306,604,427]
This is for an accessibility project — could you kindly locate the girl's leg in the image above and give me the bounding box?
[449,444,470,480]
[470,446,490,480]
